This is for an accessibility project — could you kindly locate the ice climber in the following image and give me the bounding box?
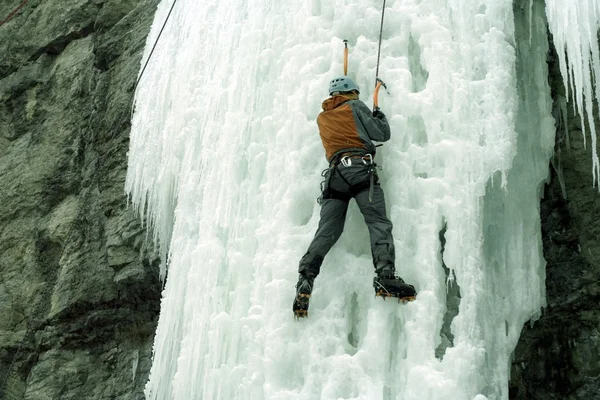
[293,76,417,317]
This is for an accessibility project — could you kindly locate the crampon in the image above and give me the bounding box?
[293,293,310,318]
[374,276,417,303]
[375,289,416,303]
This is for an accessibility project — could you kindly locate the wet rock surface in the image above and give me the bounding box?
[509,9,600,399]
[0,1,161,399]
[510,112,600,399]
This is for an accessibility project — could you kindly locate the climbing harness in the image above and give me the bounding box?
[0,0,28,27]
[339,153,373,167]
[329,149,370,168]
[366,154,376,202]
[319,151,380,204]
[131,0,179,117]
[339,154,377,203]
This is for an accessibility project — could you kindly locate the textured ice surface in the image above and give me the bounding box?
[126,0,558,399]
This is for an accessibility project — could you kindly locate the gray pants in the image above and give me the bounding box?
[298,161,395,278]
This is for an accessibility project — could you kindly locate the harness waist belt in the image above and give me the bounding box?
[339,153,374,167]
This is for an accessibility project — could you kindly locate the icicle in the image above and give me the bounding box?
[132,350,139,384]
[546,0,600,189]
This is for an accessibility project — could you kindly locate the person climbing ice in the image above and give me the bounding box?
[293,76,417,318]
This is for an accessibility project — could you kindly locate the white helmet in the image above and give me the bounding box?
[329,76,360,95]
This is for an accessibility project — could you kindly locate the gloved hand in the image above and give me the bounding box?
[372,107,385,119]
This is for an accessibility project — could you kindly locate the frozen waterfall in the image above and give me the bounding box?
[125,0,591,399]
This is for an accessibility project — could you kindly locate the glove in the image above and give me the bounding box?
[372,108,385,119]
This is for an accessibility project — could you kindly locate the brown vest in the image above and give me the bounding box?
[317,95,366,161]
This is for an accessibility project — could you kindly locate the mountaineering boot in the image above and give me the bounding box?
[373,265,416,302]
[293,273,314,318]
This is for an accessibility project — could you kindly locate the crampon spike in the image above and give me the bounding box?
[375,290,416,303]
[293,293,310,319]
[294,310,308,319]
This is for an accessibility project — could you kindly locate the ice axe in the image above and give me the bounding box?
[343,39,349,75]
[373,77,390,111]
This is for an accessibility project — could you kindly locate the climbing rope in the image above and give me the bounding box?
[373,0,389,111]
[0,0,28,27]
[131,0,178,116]
[375,0,387,84]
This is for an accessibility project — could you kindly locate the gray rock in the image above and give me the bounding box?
[0,0,161,399]
[509,2,600,399]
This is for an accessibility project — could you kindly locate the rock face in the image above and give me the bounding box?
[0,1,161,399]
[509,45,600,399]
[508,3,600,399]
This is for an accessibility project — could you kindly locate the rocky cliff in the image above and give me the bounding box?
[0,1,598,399]
[507,2,600,399]
[509,35,600,400]
[0,1,161,399]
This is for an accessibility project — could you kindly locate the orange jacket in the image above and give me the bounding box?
[317,95,391,162]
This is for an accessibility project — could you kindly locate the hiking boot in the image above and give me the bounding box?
[293,274,314,318]
[373,269,416,301]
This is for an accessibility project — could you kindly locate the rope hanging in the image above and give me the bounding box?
[375,0,386,84]
[0,0,29,27]
[131,0,178,115]
[373,0,389,110]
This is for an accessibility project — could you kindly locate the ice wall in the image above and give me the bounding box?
[126,0,555,399]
